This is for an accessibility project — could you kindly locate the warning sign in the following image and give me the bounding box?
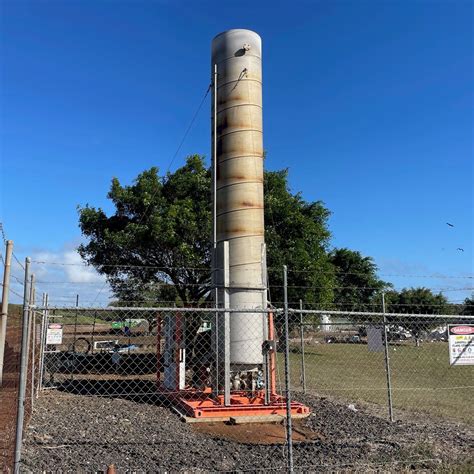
[46,324,63,345]
[448,324,474,366]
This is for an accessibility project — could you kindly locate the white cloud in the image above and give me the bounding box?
[8,246,111,306]
[62,250,105,283]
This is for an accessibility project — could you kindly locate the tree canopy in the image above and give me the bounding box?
[264,169,334,307]
[78,155,335,307]
[461,295,474,316]
[384,287,450,315]
[383,287,450,344]
[79,155,211,306]
[329,248,389,311]
[78,154,463,321]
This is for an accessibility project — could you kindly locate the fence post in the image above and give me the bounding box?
[0,239,13,386]
[29,274,36,407]
[37,293,47,396]
[283,265,294,472]
[382,292,394,422]
[299,299,306,393]
[14,257,31,473]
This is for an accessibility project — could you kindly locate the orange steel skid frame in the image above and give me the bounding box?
[163,388,310,420]
[156,312,310,420]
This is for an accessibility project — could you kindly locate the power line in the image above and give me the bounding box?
[165,84,211,174]
[134,82,211,229]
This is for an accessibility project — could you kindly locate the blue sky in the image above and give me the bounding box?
[1,0,472,304]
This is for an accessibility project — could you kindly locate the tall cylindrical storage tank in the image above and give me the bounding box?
[211,29,266,368]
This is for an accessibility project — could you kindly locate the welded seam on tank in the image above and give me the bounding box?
[217,154,263,164]
[218,129,262,139]
[228,282,264,289]
[217,233,264,242]
[217,103,262,115]
[228,261,264,270]
[217,207,264,218]
[216,180,263,191]
[214,53,261,65]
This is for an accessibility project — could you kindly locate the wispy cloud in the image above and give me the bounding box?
[8,246,111,306]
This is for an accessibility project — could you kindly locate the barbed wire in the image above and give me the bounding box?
[8,287,25,300]
[29,259,473,281]
[35,298,474,309]
[11,274,25,286]
[0,222,6,244]
[275,267,474,280]
[29,278,474,294]
[12,253,25,271]
[0,222,26,271]
[30,260,213,270]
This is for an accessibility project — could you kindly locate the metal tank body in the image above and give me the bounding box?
[212,29,266,367]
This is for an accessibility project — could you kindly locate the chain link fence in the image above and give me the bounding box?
[287,309,474,423]
[1,255,473,472]
[5,303,469,472]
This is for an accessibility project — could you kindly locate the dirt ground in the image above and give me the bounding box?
[21,389,473,472]
[0,325,22,472]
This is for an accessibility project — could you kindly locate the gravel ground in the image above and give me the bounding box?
[22,390,473,472]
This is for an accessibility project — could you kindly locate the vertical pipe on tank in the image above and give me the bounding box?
[211,29,266,367]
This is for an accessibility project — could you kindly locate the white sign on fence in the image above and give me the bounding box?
[448,324,474,366]
[46,323,63,345]
[367,325,384,352]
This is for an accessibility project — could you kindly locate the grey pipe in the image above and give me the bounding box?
[283,266,294,471]
[299,299,306,393]
[382,292,394,422]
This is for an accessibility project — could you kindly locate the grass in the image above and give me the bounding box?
[279,342,474,424]
[54,314,110,325]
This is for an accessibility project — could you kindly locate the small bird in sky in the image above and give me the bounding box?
[457,248,464,252]
[446,222,454,227]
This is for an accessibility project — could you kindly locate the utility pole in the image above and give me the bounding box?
[0,240,13,386]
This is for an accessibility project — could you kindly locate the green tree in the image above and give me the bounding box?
[79,155,211,306]
[460,295,474,316]
[329,248,389,311]
[384,287,450,346]
[264,169,334,310]
[78,156,335,311]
